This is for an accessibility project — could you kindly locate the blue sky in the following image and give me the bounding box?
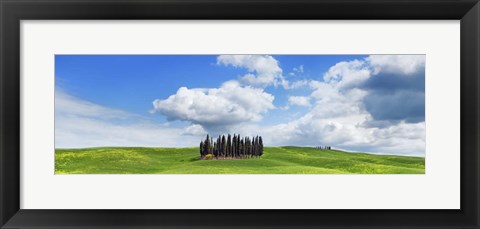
[56,55,363,122]
[55,54,426,156]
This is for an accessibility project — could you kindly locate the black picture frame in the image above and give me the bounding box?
[1,0,479,228]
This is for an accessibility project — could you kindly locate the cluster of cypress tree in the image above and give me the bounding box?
[199,134,263,159]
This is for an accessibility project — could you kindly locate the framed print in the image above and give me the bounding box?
[1,0,479,228]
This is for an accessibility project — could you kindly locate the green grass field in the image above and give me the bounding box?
[55,146,425,174]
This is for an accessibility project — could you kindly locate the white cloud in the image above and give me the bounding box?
[246,81,425,156]
[367,55,425,75]
[282,79,311,90]
[290,65,304,75]
[323,59,371,90]
[55,90,130,120]
[255,55,426,156]
[322,55,426,91]
[217,55,284,88]
[257,118,425,156]
[295,65,304,73]
[287,96,311,107]
[182,124,207,136]
[55,91,200,148]
[230,54,426,156]
[151,80,275,131]
[307,56,425,155]
[56,55,425,156]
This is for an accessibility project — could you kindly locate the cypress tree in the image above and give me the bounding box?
[259,136,263,156]
[203,141,208,155]
[244,137,248,157]
[245,137,249,157]
[213,142,217,157]
[221,135,226,158]
[240,139,244,158]
[227,134,232,158]
[233,134,236,158]
[199,134,264,160]
[237,135,240,158]
[252,137,254,156]
[253,137,258,156]
[233,134,237,158]
[255,136,260,157]
[251,137,255,157]
[246,137,250,157]
[216,136,221,158]
[236,134,241,158]
[203,135,210,157]
[251,137,254,156]
[210,136,213,154]
[252,137,256,156]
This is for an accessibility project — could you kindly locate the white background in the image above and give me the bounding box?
[21,21,460,209]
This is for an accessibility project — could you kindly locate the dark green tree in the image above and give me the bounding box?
[199,134,264,160]
[237,135,241,157]
[259,136,264,156]
[240,139,244,158]
[253,136,257,156]
[245,137,250,157]
[210,136,213,154]
[232,134,237,157]
[227,134,232,158]
[221,135,226,158]
[204,134,211,155]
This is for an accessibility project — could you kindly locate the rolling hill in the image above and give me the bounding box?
[55,146,425,174]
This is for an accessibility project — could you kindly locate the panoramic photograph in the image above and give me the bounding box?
[55,54,425,174]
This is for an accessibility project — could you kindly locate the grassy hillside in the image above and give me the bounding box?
[55,146,425,174]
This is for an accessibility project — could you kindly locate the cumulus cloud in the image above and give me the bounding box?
[367,55,425,75]
[363,89,425,123]
[56,54,425,155]
[323,59,371,90]
[151,80,275,132]
[182,124,207,136]
[362,55,425,123]
[323,55,425,90]
[288,96,311,107]
[248,78,425,156]
[247,55,426,156]
[320,55,425,124]
[257,119,425,156]
[217,55,285,88]
[149,54,426,155]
